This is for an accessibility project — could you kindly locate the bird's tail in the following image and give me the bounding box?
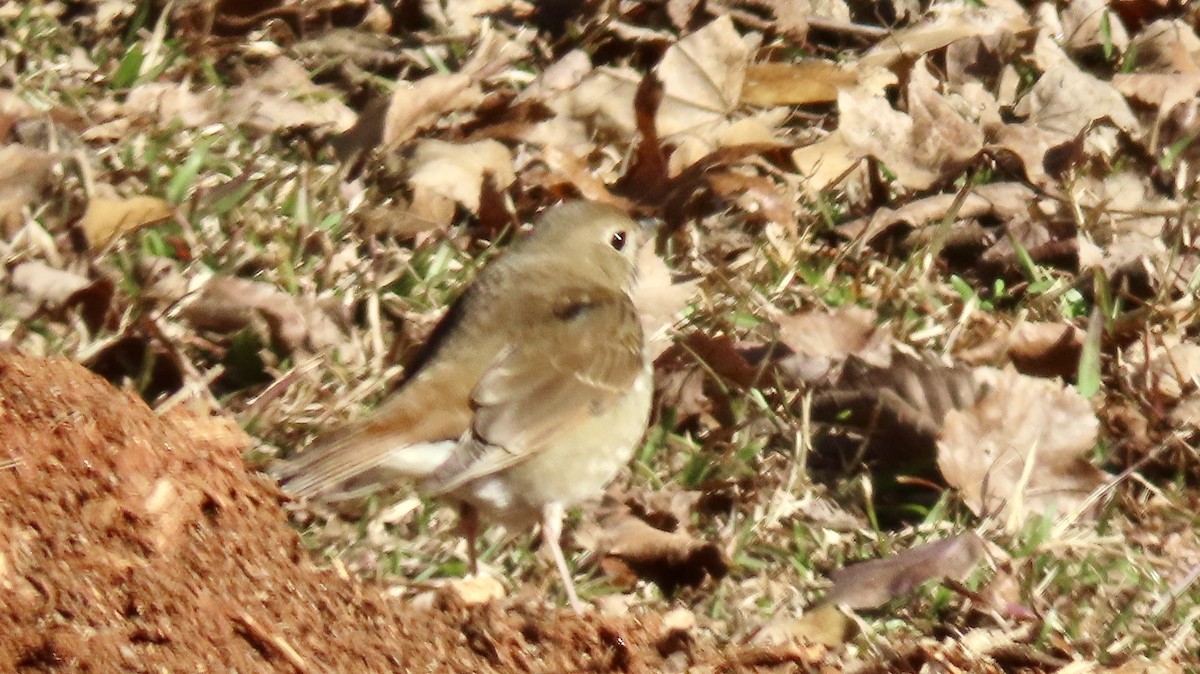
[272,423,455,502]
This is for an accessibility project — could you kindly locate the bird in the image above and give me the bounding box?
[275,200,653,611]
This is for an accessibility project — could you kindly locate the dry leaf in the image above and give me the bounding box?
[1062,0,1130,55]
[1125,338,1200,429]
[550,66,640,139]
[581,491,728,595]
[182,276,343,354]
[10,261,91,309]
[123,82,220,128]
[1006,321,1085,379]
[10,262,115,331]
[837,182,1039,243]
[79,195,173,248]
[792,130,860,196]
[1015,34,1140,141]
[741,61,857,107]
[823,533,988,609]
[382,73,483,148]
[407,139,515,212]
[772,305,890,384]
[830,58,984,192]
[861,1,1030,68]
[225,57,356,134]
[938,366,1107,531]
[655,16,753,139]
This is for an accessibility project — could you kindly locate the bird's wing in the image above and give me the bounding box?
[426,287,645,495]
[273,362,474,500]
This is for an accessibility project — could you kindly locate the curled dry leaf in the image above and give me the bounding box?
[741,60,892,107]
[123,82,219,129]
[823,532,988,609]
[79,194,173,248]
[792,130,859,196]
[656,332,761,430]
[796,57,985,194]
[851,59,984,191]
[1005,321,1085,379]
[181,276,343,354]
[225,57,356,134]
[10,261,91,309]
[837,182,1039,244]
[382,73,482,148]
[580,491,729,595]
[771,305,891,385]
[861,0,1030,67]
[1015,34,1140,141]
[407,139,515,212]
[937,366,1107,531]
[1061,0,1130,55]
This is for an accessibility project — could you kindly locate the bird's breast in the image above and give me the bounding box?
[451,364,654,529]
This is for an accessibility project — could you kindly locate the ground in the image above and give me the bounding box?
[0,352,825,673]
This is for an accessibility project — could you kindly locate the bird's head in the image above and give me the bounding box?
[520,201,650,291]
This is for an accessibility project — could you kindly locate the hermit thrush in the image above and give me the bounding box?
[276,201,653,611]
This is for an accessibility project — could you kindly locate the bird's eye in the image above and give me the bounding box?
[609,231,627,250]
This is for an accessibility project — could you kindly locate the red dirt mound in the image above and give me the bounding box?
[0,352,804,673]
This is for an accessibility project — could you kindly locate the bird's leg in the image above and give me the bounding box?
[458,502,479,575]
[542,501,583,612]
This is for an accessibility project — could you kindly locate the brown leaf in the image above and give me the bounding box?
[9,259,113,331]
[824,533,988,609]
[772,305,890,384]
[79,195,173,248]
[826,58,984,193]
[837,182,1039,244]
[937,367,1108,531]
[861,1,1030,68]
[742,61,856,107]
[1005,321,1085,379]
[182,277,343,354]
[10,262,91,309]
[1062,0,1130,55]
[407,139,515,212]
[123,82,220,129]
[1015,34,1140,140]
[382,73,483,148]
[582,495,729,595]
[655,16,752,139]
[225,57,356,134]
[613,73,669,204]
[1125,337,1200,429]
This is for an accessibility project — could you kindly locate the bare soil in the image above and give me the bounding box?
[0,351,817,673]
